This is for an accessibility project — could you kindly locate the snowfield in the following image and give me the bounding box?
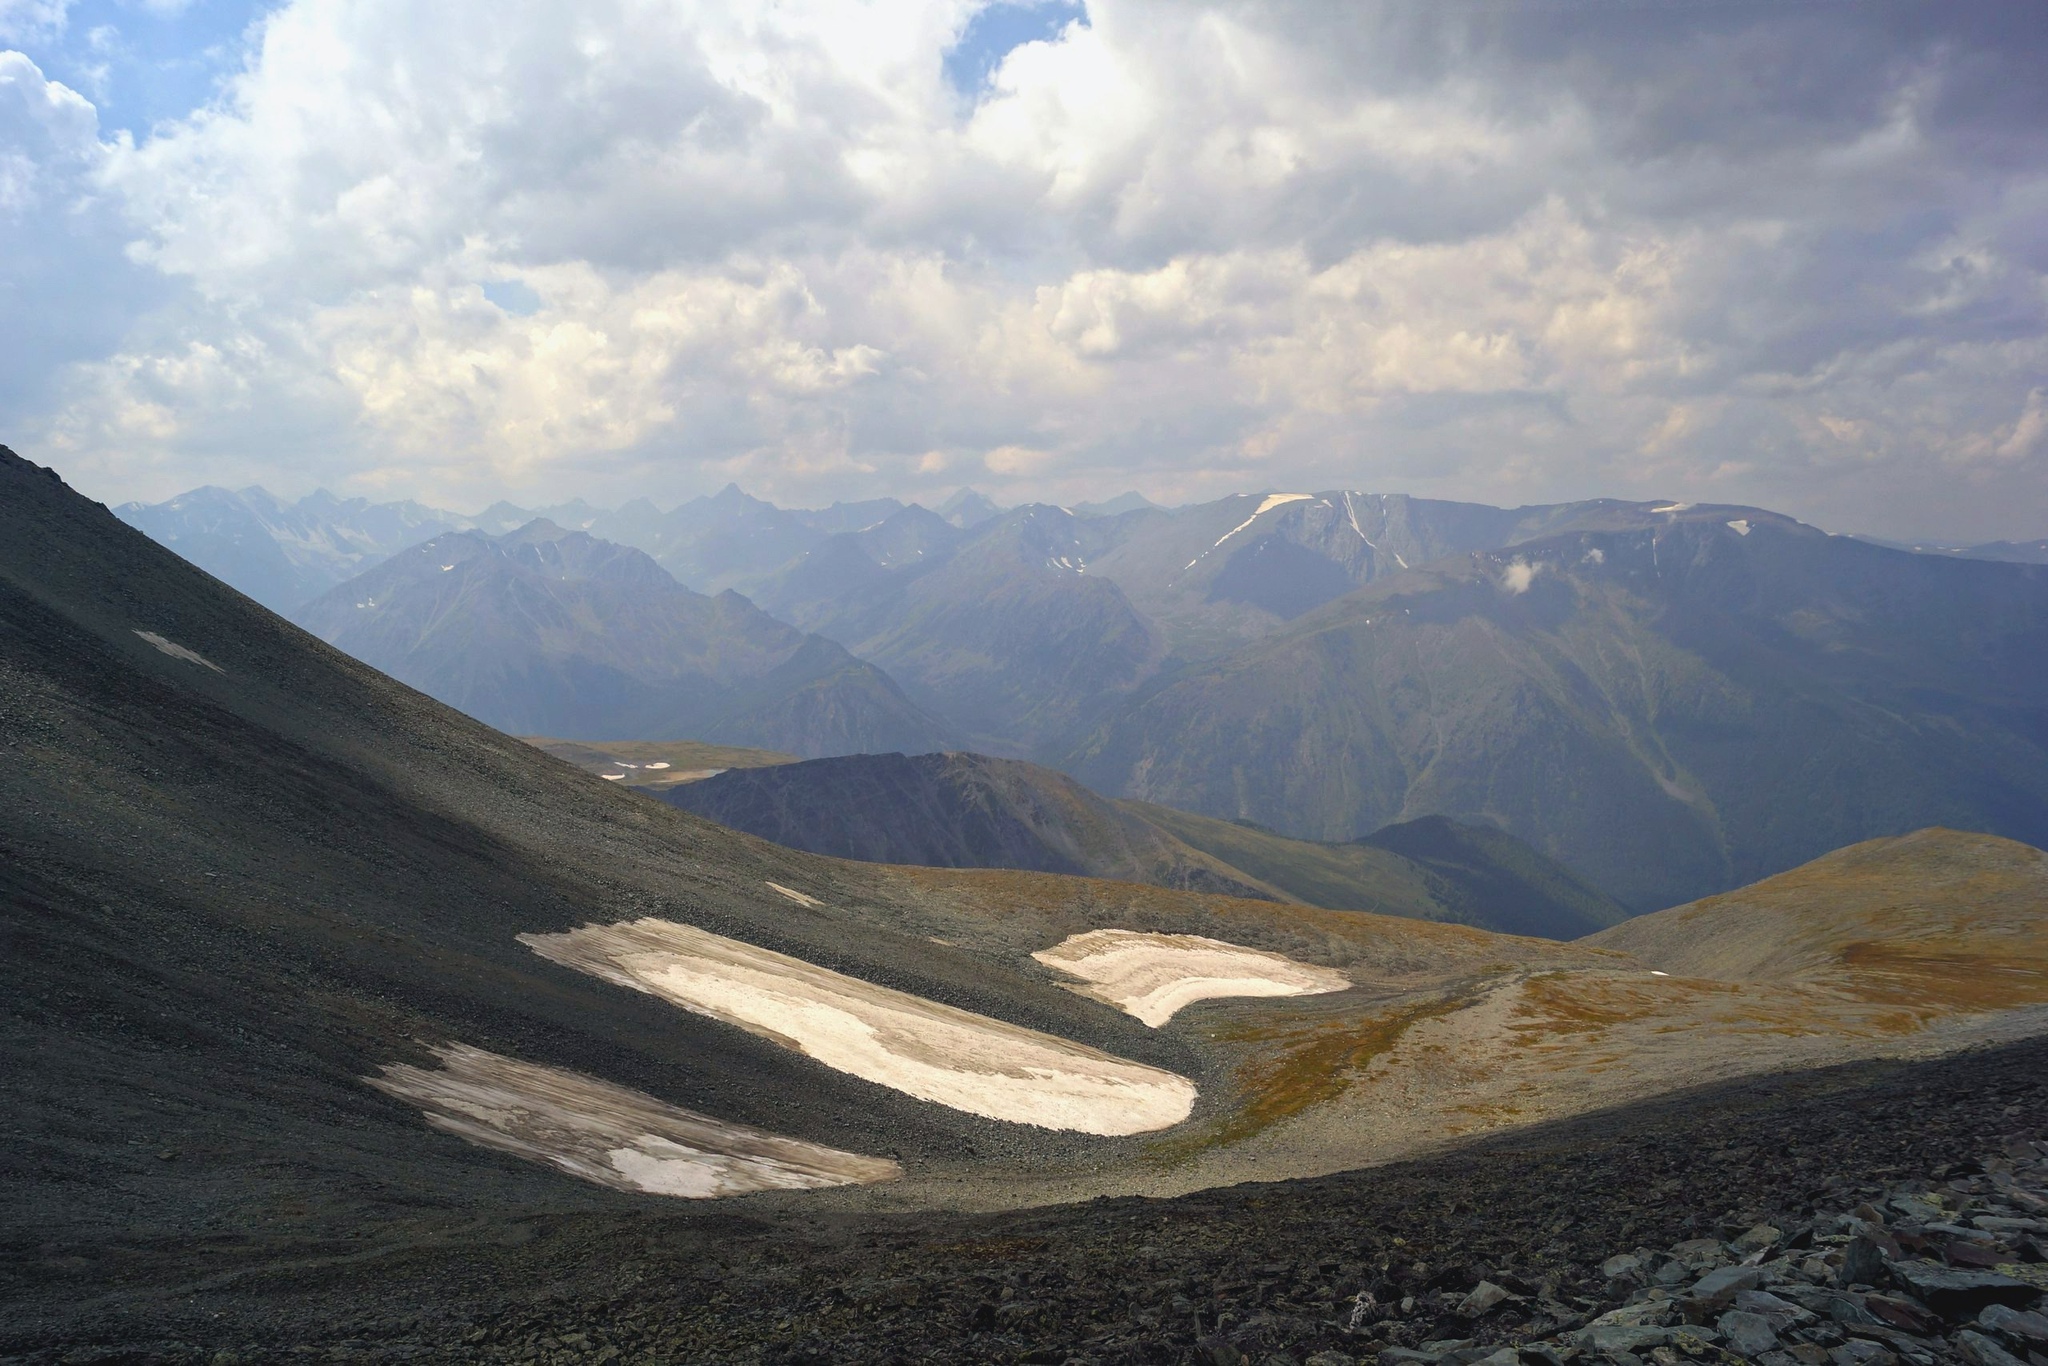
[521,918,1199,1135]
[367,1042,900,1198]
[1033,929,1350,1027]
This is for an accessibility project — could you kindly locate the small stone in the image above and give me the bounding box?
[1736,1227,1785,1255]
[1956,1330,2029,1366]
[1377,1350,1440,1366]
[1459,1282,1514,1317]
[1607,1255,1648,1280]
[1199,1338,1247,1366]
[1826,1343,1894,1366]
[1475,1351,1521,1366]
[1720,1309,1782,1358]
[1693,1267,1765,1306]
[1672,1239,1731,1269]
[1839,1238,1889,1289]
[1306,1354,1357,1366]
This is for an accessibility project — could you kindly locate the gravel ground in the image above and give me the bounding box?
[7,1032,2046,1364]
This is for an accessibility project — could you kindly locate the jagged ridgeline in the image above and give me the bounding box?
[123,481,2048,915]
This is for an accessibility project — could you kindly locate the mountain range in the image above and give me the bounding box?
[118,479,2048,912]
[1067,506,2048,909]
[290,519,953,758]
[11,440,2048,1352]
[664,751,1627,939]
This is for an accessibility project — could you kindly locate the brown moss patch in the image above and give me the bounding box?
[1150,991,1477,1160]
[1835,940,2048,1013]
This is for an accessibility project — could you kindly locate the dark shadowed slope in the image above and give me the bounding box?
[0,443,1249,1253]
[665,751,1628,938]
[523,736,797,790]
[660,752,1283,900]
[1070,508,2048,910]
[291,518,953,758]
[1131,805,1628,939]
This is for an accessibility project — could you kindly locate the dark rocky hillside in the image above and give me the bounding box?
[666,752,1629,938]
[661,751,1283,901]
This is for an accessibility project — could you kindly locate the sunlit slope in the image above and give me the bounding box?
[1585,829,2048,1007]
[1112,828,2048,1197]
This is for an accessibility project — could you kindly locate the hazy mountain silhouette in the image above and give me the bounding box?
[292,518,953,757]
[1069,507,2048,910]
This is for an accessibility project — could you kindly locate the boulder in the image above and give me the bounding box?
[1954,1329,2028,1366]
[1887,1260,2042,1318]
[1717,1309,1781,1358]
[1979,1303,2048,1346]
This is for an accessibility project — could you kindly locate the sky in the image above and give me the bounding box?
[2,0,2045,539]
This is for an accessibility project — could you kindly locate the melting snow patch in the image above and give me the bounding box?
[1582,547,1606,565]
[367,1042,898,1197]
[520,919,1198,1135]
[133,631,223,673]
[1652,502,1693,514]
[1034,929,1349,1027]
[601,774,627,781]
[766,882,822,908]
[1727,519,1752,536]
[1650,970,1670,977]
[644,762,671,770]
[440,563,456,571]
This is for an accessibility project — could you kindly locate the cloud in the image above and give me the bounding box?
[0,0,70,43]
[1500,559,1540,595]
[1,0,2045,538]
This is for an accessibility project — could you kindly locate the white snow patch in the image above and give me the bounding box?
[133,630,223,673]
[440,563,455,571]
[1033,930,1350,1028]
[1213,493,1312,549]
[1726,519,1752,536]
[1501,560,1542,595]
[367,1042,898,1198]
[601,774,627,781]
[766,882,822,908]
[1652,503,1693,514]
[1180,493,1313,577]
[521,919,1198,1135]
[643,762,672,770]
[1582,547,1606,565]
[1650,971,1670,977]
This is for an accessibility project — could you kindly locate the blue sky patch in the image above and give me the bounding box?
[943,0,1086,97]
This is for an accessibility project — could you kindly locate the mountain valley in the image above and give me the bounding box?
[8,443,2048,1358]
